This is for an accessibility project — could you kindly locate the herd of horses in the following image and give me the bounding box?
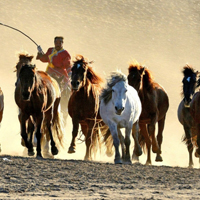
[0,53,200,167]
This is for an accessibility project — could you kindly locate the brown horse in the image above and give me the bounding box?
[127,61,169,165]
[178,64,199,168]
[68,55,104,160]
[190,74,200,160]
[15,53,55,157]
[15,63,64,158]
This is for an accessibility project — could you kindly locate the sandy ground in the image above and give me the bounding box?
[1,0,200,199]
[0,155,200,200]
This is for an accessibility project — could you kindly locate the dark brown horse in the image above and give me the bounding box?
[127,61,169,165]
[68,55,104,160]
[178,64,199,168]
[190,74,200,160]
[15,63,64,158]
[15,53,54,157]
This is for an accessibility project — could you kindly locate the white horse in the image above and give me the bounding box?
[100,71,142,164]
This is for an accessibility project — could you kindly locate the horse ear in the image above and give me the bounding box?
[139,66,145,75]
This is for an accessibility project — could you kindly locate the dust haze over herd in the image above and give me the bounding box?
[0,0,200,168]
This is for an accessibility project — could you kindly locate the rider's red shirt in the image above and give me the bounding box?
[37,47,71,77]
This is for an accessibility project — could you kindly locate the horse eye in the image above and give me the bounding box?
[112,89,114,92]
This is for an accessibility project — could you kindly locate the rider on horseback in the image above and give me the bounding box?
[36,36,71,90]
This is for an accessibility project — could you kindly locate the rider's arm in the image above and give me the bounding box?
[36,48,52,62]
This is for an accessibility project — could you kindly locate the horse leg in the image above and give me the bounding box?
[141,124,152,165]
[155,116,165,162]
[183,126,194,168]
[45,108,59,156]
[108,121,122,164]
[132,121,142,158]
[118,129,125,160]
[123,126,133,164]
[68,118,79,153]
[195,123,200,157]
[79,124,91,160]
[34,114,44,158]
[148,123,160,154]
[84,120,96,161]
[20,114,34,156]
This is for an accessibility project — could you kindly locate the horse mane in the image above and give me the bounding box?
[73,54,103,85]
[128,60,155,92]
[100,70,127,105]
[15,52,34,72]
[182,64,195,77]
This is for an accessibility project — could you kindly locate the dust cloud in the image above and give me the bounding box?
[0,0,200,168]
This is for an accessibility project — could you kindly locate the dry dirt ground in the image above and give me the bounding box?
[0,155,200,200]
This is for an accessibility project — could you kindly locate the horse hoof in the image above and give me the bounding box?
[51,146,58,155]
[123,159,132,165]
[84,157,92,161]
[155,155,163,162]
[43,152,54,159]
[28,149,35,156]
[134,148,143,157]
[36,155,44,160]
[195,151,200,158]
[145,161,152,165]
[132,154,139,162]
[68,146,76,153]
[114,158,122,164]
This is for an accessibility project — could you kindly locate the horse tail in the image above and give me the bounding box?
[139,134,147,153]
[100,122,114,157]
[182,128,198,148]
[91,122,102,159]
[52,110,65,148]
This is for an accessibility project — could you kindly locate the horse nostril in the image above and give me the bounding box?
[115,106,118,111]
[76,81,79,85]
[122,107,124,111]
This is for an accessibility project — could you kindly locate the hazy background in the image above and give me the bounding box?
[0,0,200,168]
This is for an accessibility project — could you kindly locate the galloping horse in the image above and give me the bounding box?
[68,55,103,160]
[178,64,199,168]
[15,63,64,158]
[15,53,55,157]
[100,71,142,164]
[0,88,4,152]
[127,61,169,165]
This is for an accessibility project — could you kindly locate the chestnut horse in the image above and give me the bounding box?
[15,63,64,158]
[127,61,169,165]
[178,64,199,168]
[68,55,103,160]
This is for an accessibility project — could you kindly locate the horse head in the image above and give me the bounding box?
[182,64,198,107]
[127,62,145,92]
[19,64,36,101]
[71,55,93,91]
[15,53,34,78]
